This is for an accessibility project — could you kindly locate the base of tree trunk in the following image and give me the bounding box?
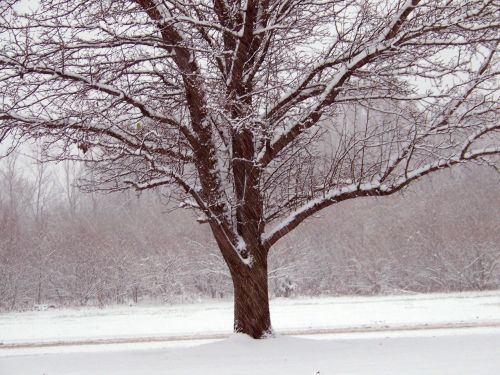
[232,262,272,339]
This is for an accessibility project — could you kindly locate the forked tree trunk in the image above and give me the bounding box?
[230,255,272,339]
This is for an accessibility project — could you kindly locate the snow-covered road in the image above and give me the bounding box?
[1,329,499,375]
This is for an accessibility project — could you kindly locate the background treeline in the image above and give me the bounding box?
[0,152,499,311]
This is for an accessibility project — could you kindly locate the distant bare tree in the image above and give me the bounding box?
[59,160,81,217]
[0,154,31,309]
[1,0,499,337]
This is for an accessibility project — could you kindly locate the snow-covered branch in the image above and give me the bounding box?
[262,144,499,249]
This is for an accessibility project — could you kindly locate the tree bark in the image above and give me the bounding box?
[230,256,272,339]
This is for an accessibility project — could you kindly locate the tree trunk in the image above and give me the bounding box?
[230,257,272,339]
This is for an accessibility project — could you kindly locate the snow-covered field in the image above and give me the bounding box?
[2,290,500,346]
[1,291,500,374]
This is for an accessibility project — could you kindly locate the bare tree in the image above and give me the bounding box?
[1,0,499,337]
[59,159,81,217]
[0,153,32,309]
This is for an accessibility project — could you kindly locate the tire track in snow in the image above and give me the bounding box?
[2,320,500,349]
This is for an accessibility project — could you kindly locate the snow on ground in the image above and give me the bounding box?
[1,330,500,375]
[0,290,499,346]
[1,291,500,374]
